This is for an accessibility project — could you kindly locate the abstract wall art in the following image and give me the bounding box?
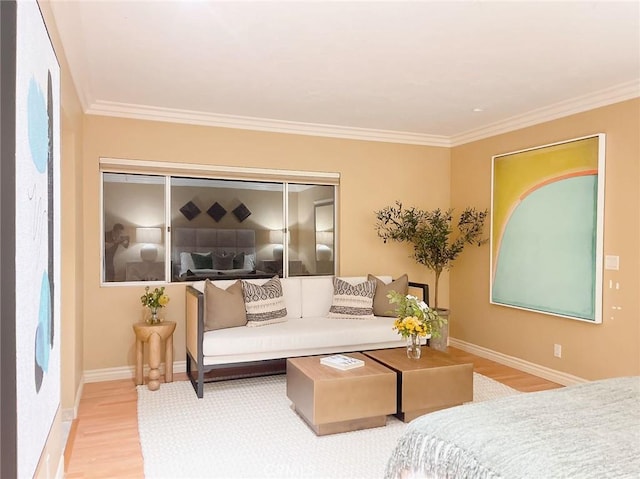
[179,200,201,221]
[15,1,61,476]
[206,201,227,222]
[490,135,605,323]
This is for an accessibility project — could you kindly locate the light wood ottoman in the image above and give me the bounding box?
[364,347,473,422]
[286,353,396,435]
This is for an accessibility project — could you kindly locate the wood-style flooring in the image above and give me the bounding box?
[64,347,562,478]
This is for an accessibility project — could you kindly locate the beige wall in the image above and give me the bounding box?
[83,115,451,371]
[450,98,640,380]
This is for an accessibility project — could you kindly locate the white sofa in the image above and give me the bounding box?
[185,275,429,397]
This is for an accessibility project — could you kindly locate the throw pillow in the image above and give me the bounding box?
[191,252,213,269]
[213,252,234,270]
[243,253,256,271]
[204,280,247,331]
[241,276,288,327]
[368,274,409,317]
[180,252,195,275]
[232,252,245,269]
[327,277,376,319]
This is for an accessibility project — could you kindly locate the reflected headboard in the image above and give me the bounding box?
[172,228,256,277]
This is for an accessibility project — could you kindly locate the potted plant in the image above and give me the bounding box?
[374,201,488,312]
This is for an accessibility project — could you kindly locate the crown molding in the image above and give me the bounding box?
[84,80,639,148]
[86,100,452,147]
[450,80,640,147]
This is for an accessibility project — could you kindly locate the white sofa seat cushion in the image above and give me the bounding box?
[202,317,402,358]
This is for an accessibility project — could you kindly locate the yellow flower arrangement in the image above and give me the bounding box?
[388,290,446,339]
[140,286,170,310]
[393,316,429,337]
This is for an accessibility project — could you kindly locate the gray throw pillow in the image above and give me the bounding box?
[213,252,234,270]
[191,252,213,269]
[204,280,247,331]
[233,252,245,269]
[368,274,409,317]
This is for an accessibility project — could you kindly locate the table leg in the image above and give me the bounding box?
[135,338,143,385]
[165,333,174,383]
[147,332,161,391]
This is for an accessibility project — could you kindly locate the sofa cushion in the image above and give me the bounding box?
[242,276,288,327]
[202,317,403,360]
[204,279,247,331]
[368,273,409,317]
[327,277,376,319]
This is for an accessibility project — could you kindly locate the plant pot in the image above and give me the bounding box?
[429,308,449,352]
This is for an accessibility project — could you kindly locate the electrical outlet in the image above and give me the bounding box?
[553,344,562,358]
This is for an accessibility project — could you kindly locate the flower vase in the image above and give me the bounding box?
[406,333,421,359]
[148,307,160,325]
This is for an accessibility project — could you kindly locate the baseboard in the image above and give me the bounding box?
[62,380,83,422]
[449,337,587,386]
[82,342,586,387]
[83,360,187,383]
[54,453,64,479]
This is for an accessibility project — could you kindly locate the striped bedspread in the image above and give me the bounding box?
[385,376,640,479]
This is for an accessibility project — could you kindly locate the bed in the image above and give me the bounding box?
[172,227,266,281]
[385,376,640,479]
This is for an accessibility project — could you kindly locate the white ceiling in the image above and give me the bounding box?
[49,1,640,146]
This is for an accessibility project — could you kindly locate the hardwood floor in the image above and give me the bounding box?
[64,347,562,477]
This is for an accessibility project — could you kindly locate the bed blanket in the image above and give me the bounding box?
[385,376,640,479]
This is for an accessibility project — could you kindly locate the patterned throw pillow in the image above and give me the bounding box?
[241,276,288,327]
[368,274,409,317]
[327,277,376,319]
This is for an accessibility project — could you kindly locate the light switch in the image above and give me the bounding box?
[604,255,619,270]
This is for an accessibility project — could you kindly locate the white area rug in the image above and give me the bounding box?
[138,373,518,479]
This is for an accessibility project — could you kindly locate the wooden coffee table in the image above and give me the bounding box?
[364,347,473,422]
[286,353,396,435]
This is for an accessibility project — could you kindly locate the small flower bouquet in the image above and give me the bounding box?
[140,286,170,324]
[387,290,445,339]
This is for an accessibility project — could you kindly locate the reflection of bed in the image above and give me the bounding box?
[385,376,639,479]
[172,228,262,281]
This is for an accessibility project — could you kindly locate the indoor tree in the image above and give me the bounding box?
[374,201,488,310]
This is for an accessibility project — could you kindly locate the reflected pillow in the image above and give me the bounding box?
[213,252,234,270]
[233,252,245,269]
[180,252,195,275]
[191,252,213,269]
[204,280,247,331]
[241,276,287,327]
[327,277,376,319]
[368,274,409,317]
[243,253,256,271]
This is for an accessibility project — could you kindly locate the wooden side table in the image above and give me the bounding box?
[133,321,177,391]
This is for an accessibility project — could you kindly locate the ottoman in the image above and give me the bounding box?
[286,353,396,435]
[364,347,473,422]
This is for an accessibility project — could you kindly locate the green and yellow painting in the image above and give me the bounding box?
[491,135,604,322]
